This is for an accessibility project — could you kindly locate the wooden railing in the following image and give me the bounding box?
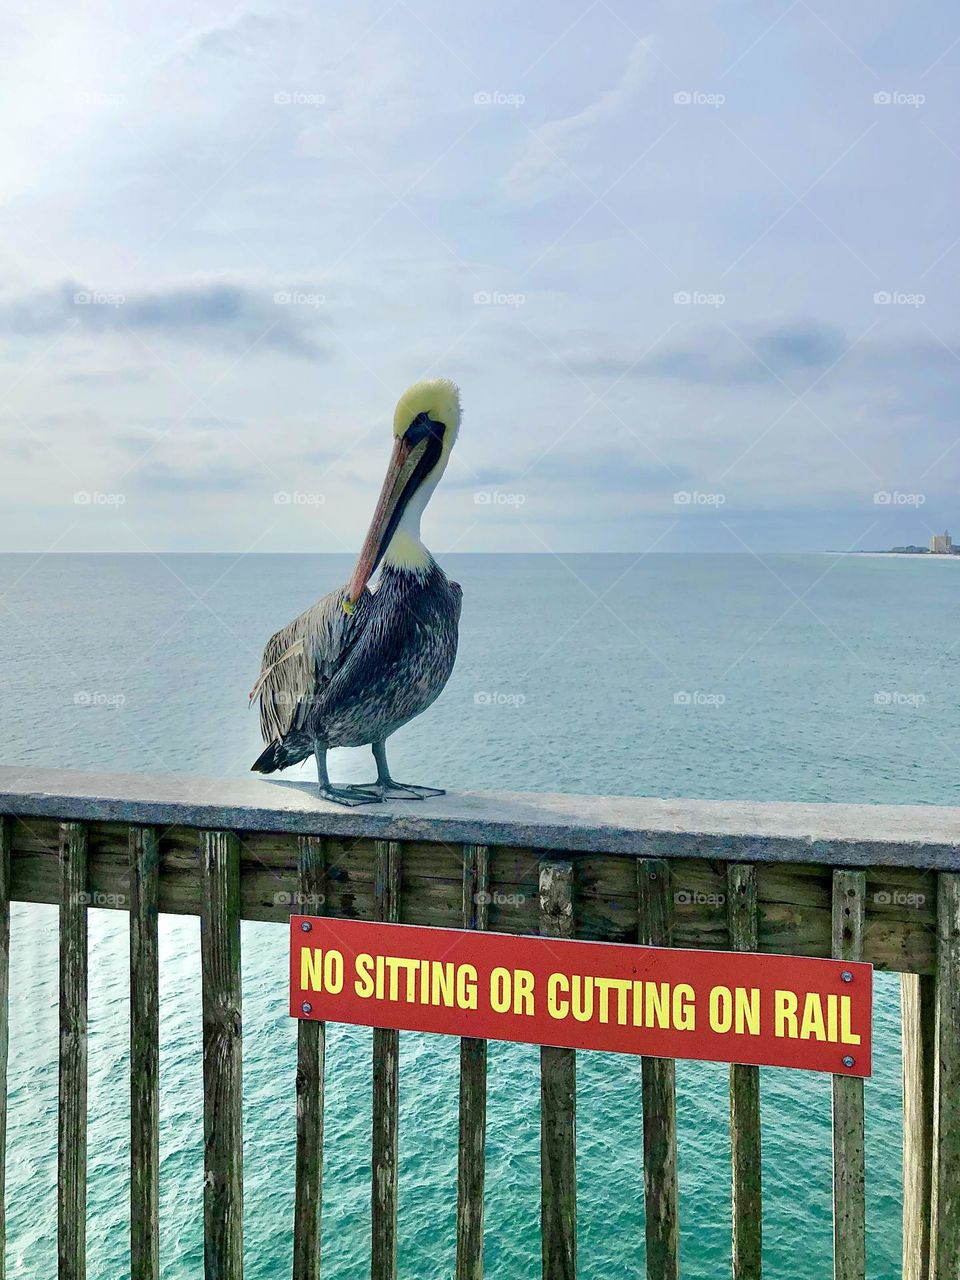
[0,765,958,1279]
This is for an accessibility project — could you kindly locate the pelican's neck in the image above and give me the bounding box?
[381,530,433,575]
[381,472,436,575]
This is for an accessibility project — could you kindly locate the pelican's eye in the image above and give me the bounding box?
[404,411,445,446]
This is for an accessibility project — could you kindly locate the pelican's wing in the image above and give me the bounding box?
[253,586,369,744]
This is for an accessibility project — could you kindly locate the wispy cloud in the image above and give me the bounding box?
[502,41,651,203]
[565,322,849,388]
[132,459,264,493]
[0,281,328,359]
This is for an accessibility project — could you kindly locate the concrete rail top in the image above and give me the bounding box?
[1,765,959,869]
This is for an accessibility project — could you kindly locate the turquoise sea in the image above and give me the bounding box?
[2,551,957,1279]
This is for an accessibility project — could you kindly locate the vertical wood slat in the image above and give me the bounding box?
[293,836,328,1280]
[129,827,160,1280]
[372,842,401,1280]
[727,864,762,1280]
[0,818,10,1280]
[637,859,679,1280]
[902,972,935,1280]
[832,870,866,1280]
[931,873,960,1279]
[58,821,89,1280]
[539,859,576,1280]
[457,845,489,1280]
[200,831,244,1280]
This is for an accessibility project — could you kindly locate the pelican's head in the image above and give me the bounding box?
[392,376,461,447]
[345,378,461,610]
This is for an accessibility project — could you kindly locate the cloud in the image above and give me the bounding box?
[59,367,157,386]
[132,459,263,493]
[0,281,328,359]
[0,2,957,552]
[752,323,845,373]
[564,322,852,388]
[502,41,650,203]
[532,447,688,493]
[292,25,432,164]
[179,11,280,62]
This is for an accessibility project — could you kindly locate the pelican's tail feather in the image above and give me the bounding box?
[250,736,311,774]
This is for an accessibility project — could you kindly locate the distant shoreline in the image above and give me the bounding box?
[826,551,960,560]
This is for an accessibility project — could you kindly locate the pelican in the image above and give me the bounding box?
[250,378,462,805]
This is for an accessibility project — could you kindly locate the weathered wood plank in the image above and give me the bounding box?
[372,841,401,1280]
[0,818,9,1280]
[58,821,88,1280]
[540,859,576,1280]
[293,836,327,1280]
[902,972,935,1280]
[130,827,160,1280]
[931,873,960,1279]
[457,845,489,1280]
[832,870,866,1280]
[200,830,243,1280]
[637,859,679,1280]
[728,864,762,1280]
[1,819,943,972]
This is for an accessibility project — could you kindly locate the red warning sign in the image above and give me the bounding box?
[290,916,872,1076]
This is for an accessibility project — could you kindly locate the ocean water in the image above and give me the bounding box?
[2,551,956,1279]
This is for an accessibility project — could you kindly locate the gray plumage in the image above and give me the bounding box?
[251,559,461,774]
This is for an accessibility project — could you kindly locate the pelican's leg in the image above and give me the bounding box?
[353,741,445,800]
[314,745,384,807]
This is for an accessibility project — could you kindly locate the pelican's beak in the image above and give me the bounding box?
[344,435,420,611]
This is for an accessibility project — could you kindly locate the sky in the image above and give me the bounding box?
[0,0,958,554]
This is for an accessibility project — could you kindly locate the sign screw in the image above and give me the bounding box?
[301,921,312,933]
[841,970,852,982]
[842,1055,855,1068]
[302,1002,313,1014]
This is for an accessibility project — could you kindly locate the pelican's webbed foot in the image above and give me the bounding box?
[352,780,446,801]
[317,784,385,808]
[356,741,445,801]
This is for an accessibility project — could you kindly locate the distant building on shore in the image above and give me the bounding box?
[930,530,953,554]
